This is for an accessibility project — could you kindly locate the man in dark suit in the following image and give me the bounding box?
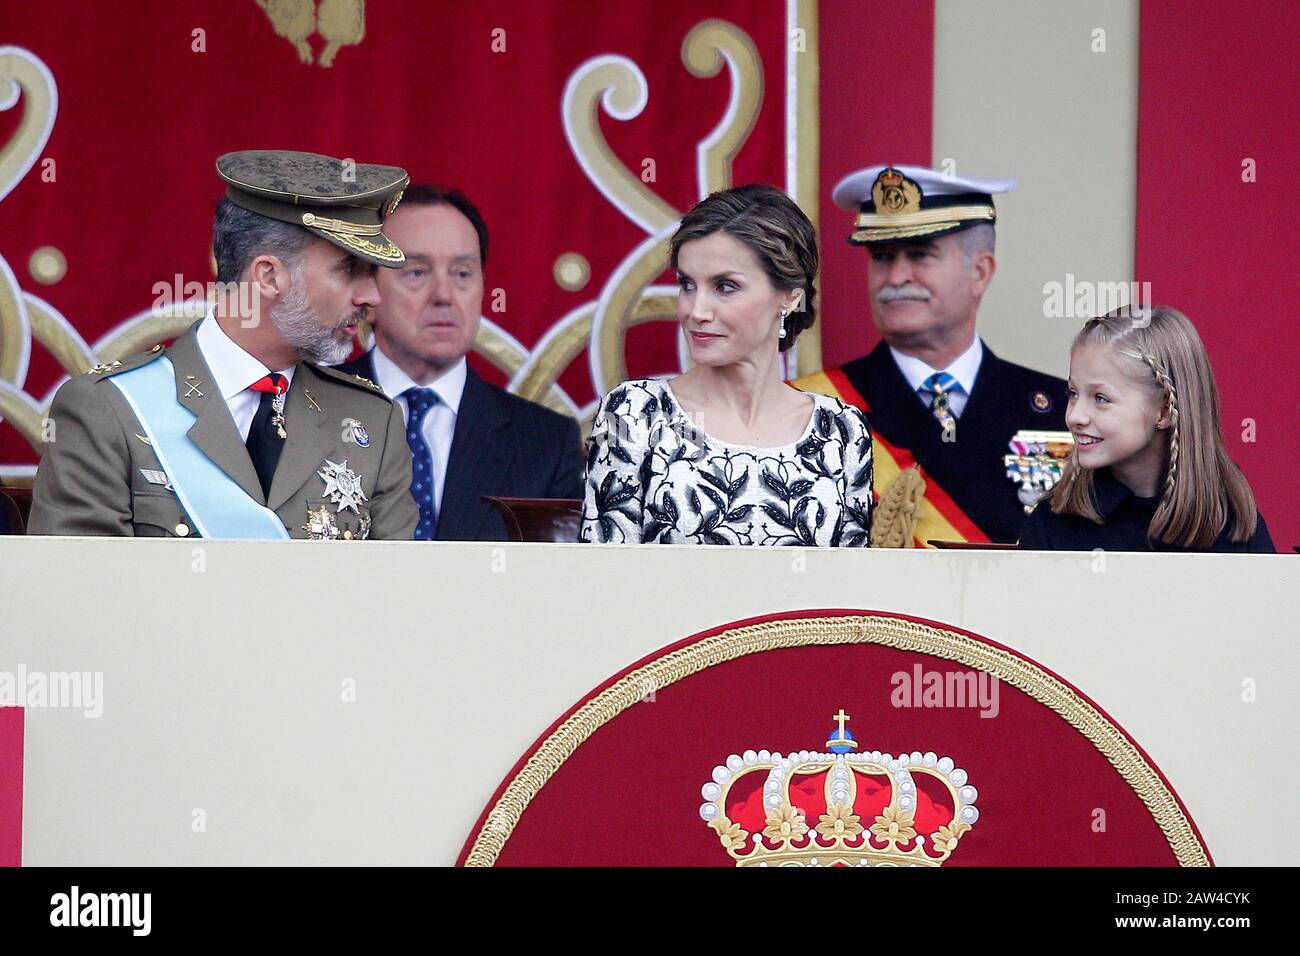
[792,165,1068,545]
[334,185,583,541]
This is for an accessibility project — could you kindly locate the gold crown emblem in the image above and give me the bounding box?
[699,710,980,867]
[872,167,922,216]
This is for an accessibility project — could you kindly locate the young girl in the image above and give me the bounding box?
[1018,306,1274,552]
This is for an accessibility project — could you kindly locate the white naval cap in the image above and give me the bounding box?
[832,164,1017,246]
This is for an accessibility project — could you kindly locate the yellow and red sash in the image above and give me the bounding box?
[792,368,990,547]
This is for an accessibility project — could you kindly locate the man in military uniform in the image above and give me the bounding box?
[791,165,1069,545]
[29,150,418,540]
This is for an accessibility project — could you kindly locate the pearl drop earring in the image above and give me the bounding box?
[779,308,789,339]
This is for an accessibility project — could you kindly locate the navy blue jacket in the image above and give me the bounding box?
[839,340,1069,543]
[1018,467,1275,552]
[333,351,584,541]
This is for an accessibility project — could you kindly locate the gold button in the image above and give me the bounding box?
[175,523,190,537]
[343,530,353,540]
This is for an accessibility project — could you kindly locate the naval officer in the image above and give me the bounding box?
[791,165,1069,544]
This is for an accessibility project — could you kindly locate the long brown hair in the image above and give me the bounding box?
[1048,305,1259,547]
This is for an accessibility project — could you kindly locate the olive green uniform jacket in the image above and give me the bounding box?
[29,327,417,540]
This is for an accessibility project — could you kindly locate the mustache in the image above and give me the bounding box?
[877,283,932,303]
[333,308,369,330]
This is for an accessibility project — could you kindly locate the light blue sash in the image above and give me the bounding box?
[109,358,290,539]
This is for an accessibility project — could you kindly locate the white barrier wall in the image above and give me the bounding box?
[0,538,1295,865]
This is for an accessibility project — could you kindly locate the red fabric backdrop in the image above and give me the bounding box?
[1136,0,1300,549]
[0,707,20,866]
[462,610,1207,867]
[817,0,933,369]
[7,0,919,469]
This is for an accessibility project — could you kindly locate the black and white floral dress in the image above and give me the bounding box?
[580,379,874,546]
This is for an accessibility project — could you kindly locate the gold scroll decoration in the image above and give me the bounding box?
[0,47,57,387]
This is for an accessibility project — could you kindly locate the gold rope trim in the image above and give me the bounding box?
[463,614,1210,867]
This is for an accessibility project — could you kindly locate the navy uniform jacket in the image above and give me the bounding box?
[334,351,584,541]
[1018,467,1275,552]
[837,339,1069,544]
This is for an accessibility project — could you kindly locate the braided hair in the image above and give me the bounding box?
[1048,305,1259,547]
[1135,351,1180,505]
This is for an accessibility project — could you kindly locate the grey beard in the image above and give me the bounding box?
[270,282,353,365]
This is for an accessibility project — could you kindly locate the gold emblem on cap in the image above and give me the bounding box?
[872,167,922,217]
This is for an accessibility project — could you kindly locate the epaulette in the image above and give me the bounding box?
[87,344,165,380]
[309,362,394,399]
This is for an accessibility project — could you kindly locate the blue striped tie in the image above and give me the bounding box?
[923,372,959,428]
[402,387,440,540]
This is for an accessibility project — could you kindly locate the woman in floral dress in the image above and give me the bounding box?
[581,184,873,546]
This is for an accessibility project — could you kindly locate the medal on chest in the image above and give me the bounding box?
[1003,430,1074,511]
[270,389,287,439]
[317,458,368,513]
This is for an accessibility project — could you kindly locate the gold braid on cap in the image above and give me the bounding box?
[300,213,382,236]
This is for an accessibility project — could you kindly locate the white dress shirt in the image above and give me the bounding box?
[370,346,466,513]
[889,336,984,418]
[195,312,296,442]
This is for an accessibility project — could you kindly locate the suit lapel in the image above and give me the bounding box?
[167,327,267,504]
[266,365,335,511]
[437,368,511,540]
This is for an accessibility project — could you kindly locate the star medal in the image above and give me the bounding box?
[317,458,368,514]
[271,387,288,439]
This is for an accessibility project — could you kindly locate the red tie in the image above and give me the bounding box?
[250,373,287,395]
